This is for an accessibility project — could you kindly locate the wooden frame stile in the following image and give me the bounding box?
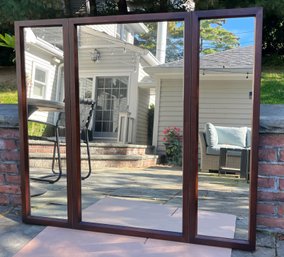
[186,9,200,244]
[68,12,190,242]
[15,19,71,228]
[15,20,30,222]
[191,8,263,251]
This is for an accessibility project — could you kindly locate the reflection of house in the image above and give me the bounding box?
[77,24,159,143]
[25,23,159,145]
[144,46,254,153]
[25,28,64,125]
[25,22,254,154]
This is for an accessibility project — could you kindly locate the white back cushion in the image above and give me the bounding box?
[216,126,247,147]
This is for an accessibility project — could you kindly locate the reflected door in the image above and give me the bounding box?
[94,77,128,139]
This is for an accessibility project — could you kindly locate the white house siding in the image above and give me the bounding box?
[199,79,253,131]
[136,88,150,145]
[157,79,183,152]
[25,47,59,124]
[156,78,253,152]
[90,25,117,38]
[78,48,136,72]
[88,24,135,44]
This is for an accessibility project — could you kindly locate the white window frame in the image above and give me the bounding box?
[31,64,49,99]
[91,72,131,104]
[92,75,130,137]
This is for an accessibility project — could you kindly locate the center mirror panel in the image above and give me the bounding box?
[197,17,255,240]
[77,21,184,232]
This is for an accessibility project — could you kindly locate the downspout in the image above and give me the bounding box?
[156,22,168,64]
[153,22,167,150]
[55,63,64,102]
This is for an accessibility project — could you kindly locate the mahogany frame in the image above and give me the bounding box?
[15,7,262,251]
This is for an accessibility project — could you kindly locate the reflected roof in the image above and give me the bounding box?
[31,28,63,49]
[154,46,254,70]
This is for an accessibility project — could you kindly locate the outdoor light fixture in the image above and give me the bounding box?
[91,48,101,63]
[249,91,252,99]
[51,56,61,65]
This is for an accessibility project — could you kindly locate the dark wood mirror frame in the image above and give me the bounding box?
[15,7,262,251]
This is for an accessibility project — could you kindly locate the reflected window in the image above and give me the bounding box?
[32,66,48,98]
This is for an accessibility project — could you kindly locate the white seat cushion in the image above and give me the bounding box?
[206,144,244,156]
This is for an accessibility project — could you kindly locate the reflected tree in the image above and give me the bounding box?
[200,19,240,54]
[135,19,239,62]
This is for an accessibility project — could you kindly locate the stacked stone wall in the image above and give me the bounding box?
[257,134,284,232]
[0,128,21,206]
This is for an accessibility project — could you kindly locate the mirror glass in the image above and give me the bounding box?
[24,26,67,219]
[197,17,255,240]
[78,21,184,232]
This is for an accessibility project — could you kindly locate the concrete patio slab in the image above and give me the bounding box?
[173,207,236,238]
[82,197,236,237]
[13,226,233,257]
[145,238,232,257]
[82,197,180,232]
[14,197,235,257]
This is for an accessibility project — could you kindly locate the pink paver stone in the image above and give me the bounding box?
[14,197,235,257]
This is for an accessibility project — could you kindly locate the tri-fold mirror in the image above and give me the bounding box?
[16,8,262,250]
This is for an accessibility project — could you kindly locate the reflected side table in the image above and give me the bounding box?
[219,148,250,182]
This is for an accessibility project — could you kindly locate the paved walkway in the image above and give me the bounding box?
[0,166,283,256]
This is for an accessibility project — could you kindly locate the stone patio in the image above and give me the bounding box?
[0,166,283,256]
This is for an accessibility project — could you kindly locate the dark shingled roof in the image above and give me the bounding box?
[155,46,254,70]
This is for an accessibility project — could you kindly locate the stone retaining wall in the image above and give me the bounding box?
[257,105,284,233]
[0,104,20,206]
[257,133,284,231]
[0,128,21,206]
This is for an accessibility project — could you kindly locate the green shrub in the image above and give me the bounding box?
[162,127,182,166]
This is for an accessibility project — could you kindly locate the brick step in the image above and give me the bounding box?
[29,153,159,169]
[28,140,154,155]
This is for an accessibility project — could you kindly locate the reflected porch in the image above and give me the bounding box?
[29,163,249,240]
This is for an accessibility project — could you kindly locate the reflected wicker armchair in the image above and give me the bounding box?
[198,123,251,173]
[199,131,241,172]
